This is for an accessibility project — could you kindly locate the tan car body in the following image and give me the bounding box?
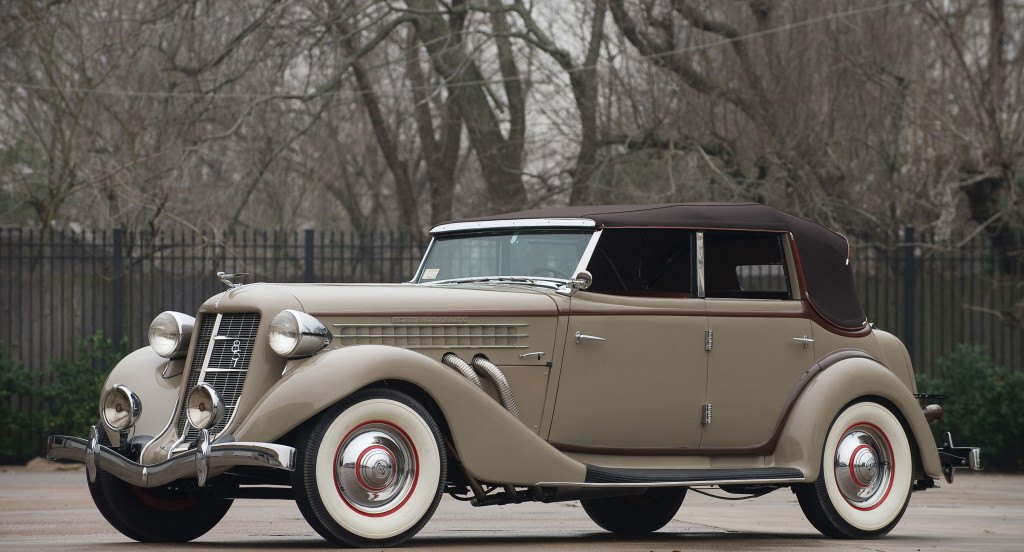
[100,278,942,487]
[51,203,978,546]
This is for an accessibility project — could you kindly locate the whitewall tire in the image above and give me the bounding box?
[293,388,447,547]
[796,400,914,538]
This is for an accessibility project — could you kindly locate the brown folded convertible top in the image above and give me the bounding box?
[445,203,867,331]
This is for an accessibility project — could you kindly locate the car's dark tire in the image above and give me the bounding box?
[87,428,233,542]
[795,400,913,538]
[581,487,686,534]
[292,388,447,548]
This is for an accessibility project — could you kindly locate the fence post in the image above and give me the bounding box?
[903,225,915,367]
[112,228,124,345]
[304,229,315,283]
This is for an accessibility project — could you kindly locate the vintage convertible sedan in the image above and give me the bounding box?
[48,203,980,546]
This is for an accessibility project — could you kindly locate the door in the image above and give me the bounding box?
[547,294,709,450]
[547,228,709,450]
[698,230,817,450]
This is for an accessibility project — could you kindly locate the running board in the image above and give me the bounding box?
[582,465,804,486]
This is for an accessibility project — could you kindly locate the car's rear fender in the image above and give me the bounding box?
[232,345,586,486]
[773,353,941,482]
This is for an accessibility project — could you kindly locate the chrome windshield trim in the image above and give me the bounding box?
[409,238,437,284]
[430,218,596,234]
[573,230,604,277]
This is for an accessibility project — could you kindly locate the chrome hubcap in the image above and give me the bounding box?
[334,423,416,514]
[834,426,892,509]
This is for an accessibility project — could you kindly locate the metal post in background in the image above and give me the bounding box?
[304,229,315,283]
[112,228,124,346]
[903,225,916,368]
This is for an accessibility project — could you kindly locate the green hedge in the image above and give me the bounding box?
[917,344,1024,471]
[1,333,128,462]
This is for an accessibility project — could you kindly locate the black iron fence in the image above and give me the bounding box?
[1,228,424,367]
[854,227,1022,378]
[2,226,1022,457]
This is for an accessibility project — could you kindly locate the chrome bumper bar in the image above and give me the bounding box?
[47,427,295,488]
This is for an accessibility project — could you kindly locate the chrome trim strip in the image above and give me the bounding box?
[47,434,295,488]
[335,333,528,340]
[333,323,529,328]
[139,396,181,462]
[430,218,596,234]
[337,344,530,350]
[199,314,224,376]
[696,231,706,298]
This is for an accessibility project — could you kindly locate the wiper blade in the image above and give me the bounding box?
[429,276,561,288]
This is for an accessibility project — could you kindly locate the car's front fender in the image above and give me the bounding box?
[232,345,587,486]
[99,347,184,448]
[773,352,942,482]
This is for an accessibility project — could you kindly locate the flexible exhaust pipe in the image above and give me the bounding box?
[442,353,483,390]
[472,355,521,421]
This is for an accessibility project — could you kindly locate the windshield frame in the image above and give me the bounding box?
[411,226,601,285]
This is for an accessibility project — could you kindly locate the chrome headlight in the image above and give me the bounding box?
[102,384,141,432]
[148,311,195,359]
[186,383,223,430]
[268,309,333,358]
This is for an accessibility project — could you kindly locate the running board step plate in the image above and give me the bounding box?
[584,465,804,486]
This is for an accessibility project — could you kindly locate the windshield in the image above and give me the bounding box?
[414,230,594,283]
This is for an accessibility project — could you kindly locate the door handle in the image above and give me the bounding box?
[792,336,815,347]
[575,331,606,344]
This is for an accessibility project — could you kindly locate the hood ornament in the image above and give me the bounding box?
[216,271,249,289]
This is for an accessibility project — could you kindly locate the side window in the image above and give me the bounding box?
[704,232,792,300]
[586,229,693,296]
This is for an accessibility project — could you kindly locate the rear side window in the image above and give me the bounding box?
[704,232,792,300]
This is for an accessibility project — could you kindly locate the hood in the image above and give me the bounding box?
[200,282,563,317]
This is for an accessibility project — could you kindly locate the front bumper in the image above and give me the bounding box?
[47,427,295,488]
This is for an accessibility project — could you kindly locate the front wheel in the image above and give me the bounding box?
[795,400,913,538]
[581,487,686,534]
[292,388,447,548]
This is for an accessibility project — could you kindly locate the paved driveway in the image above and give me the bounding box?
[1,463,1020,551]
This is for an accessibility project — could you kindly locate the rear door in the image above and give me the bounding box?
[698,231,817,450]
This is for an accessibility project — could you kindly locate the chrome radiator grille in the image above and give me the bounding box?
[176,312,260,441]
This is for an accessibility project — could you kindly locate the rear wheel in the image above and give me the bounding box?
[292,388,447,548]
[581,487,686,534]
[87,427,233,542]
[795,400,913,538]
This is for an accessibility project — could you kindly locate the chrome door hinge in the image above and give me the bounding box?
[701,404,712,425]
[705,330,713,351]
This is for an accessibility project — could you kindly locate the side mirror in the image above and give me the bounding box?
[570,270,593,291]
